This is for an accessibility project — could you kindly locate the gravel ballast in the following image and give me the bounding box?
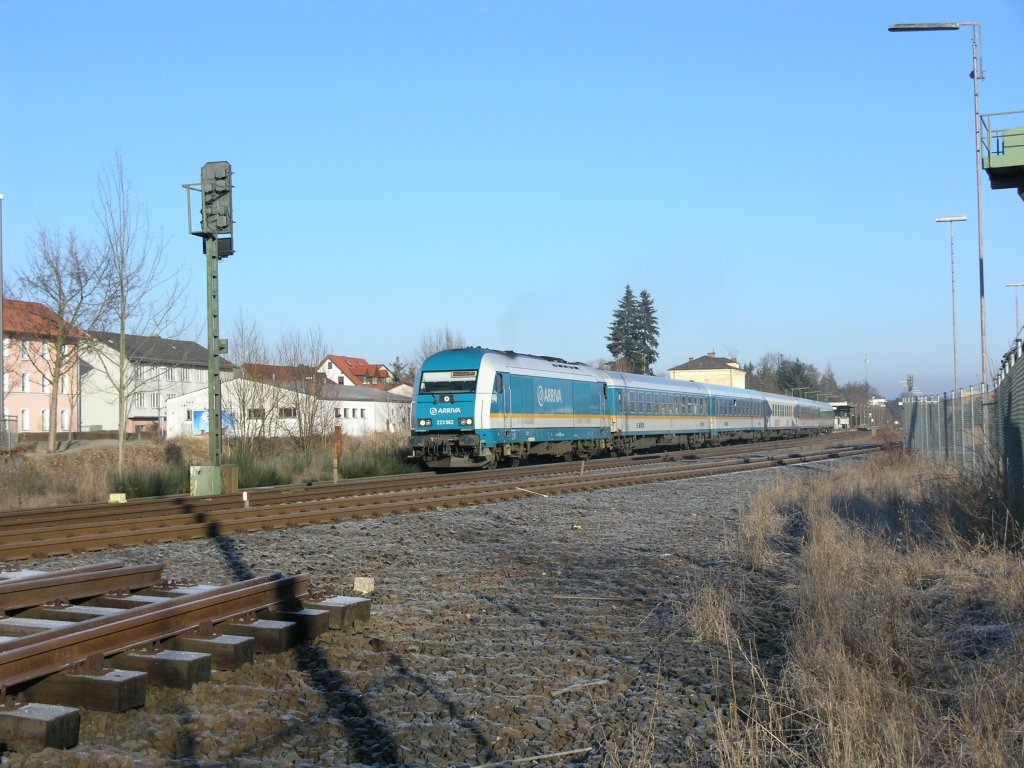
[1,466,804,767]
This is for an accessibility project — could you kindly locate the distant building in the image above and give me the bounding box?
[830,401,852,430]
[164,379,410,439]
[316,355,393,390]
[2,299,85,437]
[79,332,233,434]
[668,352,747,389]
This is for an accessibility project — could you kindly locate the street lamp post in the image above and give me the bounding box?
[1008,282,1024,336]
[937,216,968,392]
[890,21,989,389]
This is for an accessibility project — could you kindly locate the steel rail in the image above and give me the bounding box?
[0,563,165,612]
[0,572,308,688]
[0,435,867,529]
[0,444,878,561]
[0,450,799,543]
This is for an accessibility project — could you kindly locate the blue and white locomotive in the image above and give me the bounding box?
[409,348,834,470]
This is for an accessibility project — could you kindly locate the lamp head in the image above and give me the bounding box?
[889,23,961,32]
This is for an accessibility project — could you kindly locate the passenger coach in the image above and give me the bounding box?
[409,348,833,470]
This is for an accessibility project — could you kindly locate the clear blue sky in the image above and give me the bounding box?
[3,1,1023,398]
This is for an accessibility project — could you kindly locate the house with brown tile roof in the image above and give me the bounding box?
[2,299,86,438]
[316,355,393,390]
[237,362,317,384]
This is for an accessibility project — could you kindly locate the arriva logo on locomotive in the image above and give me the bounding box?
[537,386,563,406]
[429,407,460,416]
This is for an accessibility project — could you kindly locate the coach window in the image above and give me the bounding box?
[493,373,504,394]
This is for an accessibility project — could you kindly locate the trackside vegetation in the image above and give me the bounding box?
[702,449,1024,767]
[0,434,417,509]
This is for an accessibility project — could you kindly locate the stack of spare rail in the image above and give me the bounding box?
[0,561,370,753]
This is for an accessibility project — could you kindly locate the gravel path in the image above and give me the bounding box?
[1,466,800,768]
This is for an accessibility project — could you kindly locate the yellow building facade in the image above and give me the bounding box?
[668,353,747,388]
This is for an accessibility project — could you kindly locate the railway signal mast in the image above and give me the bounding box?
[183,162,235,493]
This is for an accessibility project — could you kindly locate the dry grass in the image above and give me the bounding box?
[714,452,1024,767]
[0,433,418,510]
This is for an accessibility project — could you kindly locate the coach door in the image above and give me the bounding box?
[494,373,512,436]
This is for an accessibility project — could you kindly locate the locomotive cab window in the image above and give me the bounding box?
[420,370,478,395]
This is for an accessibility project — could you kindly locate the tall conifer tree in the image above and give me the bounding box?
[606,285,659,374]
[606,285,637,368]
[636,289,660,374]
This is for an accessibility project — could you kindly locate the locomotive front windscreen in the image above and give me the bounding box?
[419,370,478,395]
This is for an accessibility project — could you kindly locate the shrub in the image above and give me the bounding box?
[109,464,189,498]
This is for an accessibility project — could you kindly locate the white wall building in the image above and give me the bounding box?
[164,378,410,439]
[80,332,232,433]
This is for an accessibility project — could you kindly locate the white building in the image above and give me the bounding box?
[164,378,410,439]
[79,332,233,434]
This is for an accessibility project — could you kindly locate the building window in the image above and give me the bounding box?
[60,409,69,431]
[60,374,69,394]
[279,407,297,418]
[21,373,29,393]
[360,408,366,418]
[134,392,145,408]
[181,368,191,383]
[248,408,265,419]
[41,409,50,431]
[41,343,51,361]
[150,393,160,408]
[21,408,29,431]
[20,341,30,360]
[42,375,51,394]
[343,408,349,418]
[166,367,176,382]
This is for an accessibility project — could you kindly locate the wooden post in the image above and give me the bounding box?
[333,424,342,483]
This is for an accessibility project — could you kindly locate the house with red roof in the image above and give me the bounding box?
[2,298,85,439]
[316,355,393,390]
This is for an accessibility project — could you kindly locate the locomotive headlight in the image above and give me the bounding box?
[459,417,473,426]
[418,418,432,428]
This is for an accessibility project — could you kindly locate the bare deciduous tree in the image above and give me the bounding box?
[93,153,189,470]
[407,325,467,374]
[15,227,110,452]
[224,310,278,457]
[275,327,330,458]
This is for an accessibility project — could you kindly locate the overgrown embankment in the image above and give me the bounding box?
[0,434,417,510]
[709,452,1024,767]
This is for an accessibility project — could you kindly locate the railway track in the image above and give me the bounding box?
[0,435,882,754]
[0,437,882,563]
[0,562,370,751]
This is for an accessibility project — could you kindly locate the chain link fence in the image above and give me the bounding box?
[902,338,1024,519]
[994,340,1024,518]
[903,390,992,469]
